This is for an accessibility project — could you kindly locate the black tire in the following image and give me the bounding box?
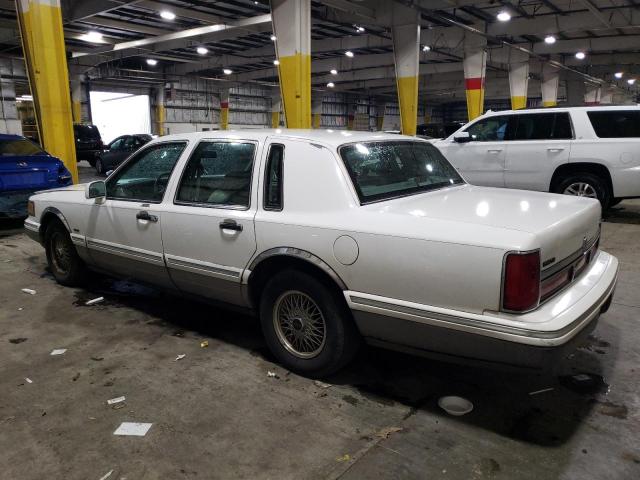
[44,221,87,287]
[259,269,360,377]
[88,158,96,168]
[553,172,611,210]
[95,158,104,175]
[609,198,623,208]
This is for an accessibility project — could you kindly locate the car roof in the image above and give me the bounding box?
[0,133,27,141]
[483,105,640,116]
[154,129,422,149]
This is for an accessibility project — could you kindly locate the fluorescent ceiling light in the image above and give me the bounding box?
[422,45,431,52]
[146,58,158,66]
[497,11,511,22]
[575,51,586,60]
[273,59,280,65]
[614,72,623,79]
[327,82,335,88]
[160,10,176,20]
[345,50,354,57]
[223,68,233,75]
[196,46,208,55]
[270,35,277,41]
[628,78,636,85]
[82,30,103,43]
[330,69,338,75]
[544,35,556,44]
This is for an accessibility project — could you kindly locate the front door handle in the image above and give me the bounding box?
[487,149,503,153]
[219,219,243,232]
[136,211,158,222]
[547,147,565,152]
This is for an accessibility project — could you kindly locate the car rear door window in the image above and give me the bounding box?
[464,116,511,141]
[264,144,284,211]
[587,110,640,138]
[106,142,187,202]
[0,138,45,156]
[176,141,256,208]
[512,113,572,140]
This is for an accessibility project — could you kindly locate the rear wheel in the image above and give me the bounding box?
[44,221,87,286]
[259,269,360,377]
[554,173,611,209]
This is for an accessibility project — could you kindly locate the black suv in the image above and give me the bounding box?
[74,124,104,166]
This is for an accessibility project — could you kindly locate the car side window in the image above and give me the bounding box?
[264,144,284,211]
[464,116,511,141]
[109,138,125,151]
[176,141,256,208]
[105,142,187,202]
[511,113,573,140]
[124,137,137,149]
[587,110,640,138]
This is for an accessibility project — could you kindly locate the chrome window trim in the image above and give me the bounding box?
[263,143,285,212]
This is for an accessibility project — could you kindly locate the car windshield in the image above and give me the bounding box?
[74,125,101,140]
[340,141,464,203]
[0,138,46,156]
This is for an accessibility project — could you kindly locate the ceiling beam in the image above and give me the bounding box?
[62,0,142,23]
[578,0,612,28]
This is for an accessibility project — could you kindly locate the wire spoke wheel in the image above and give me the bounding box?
[563,182,598,199]
[273,290,326,359]
[50,231,72,275]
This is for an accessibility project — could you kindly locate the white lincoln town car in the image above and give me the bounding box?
[24,130,618,376]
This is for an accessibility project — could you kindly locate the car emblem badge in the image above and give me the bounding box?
[17,161,28,167]
[582,236,588,253]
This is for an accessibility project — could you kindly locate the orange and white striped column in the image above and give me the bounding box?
[541,63,559,107]
[508,50,529,110]
[463,48,486,121]
[311,95,323,128]
[16,0,78,182]
[270,92,281,128]
[271,0,311,128]
[391,4,420,136]
[219,88,229,130]
[584,84,601,106]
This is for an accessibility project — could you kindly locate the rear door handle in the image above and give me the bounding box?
[136,211,158,222]
[487,149,503,153]
[547,147,565,152]
[219,219,243,232]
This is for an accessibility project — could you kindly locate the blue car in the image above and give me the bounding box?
[0,134,73,218]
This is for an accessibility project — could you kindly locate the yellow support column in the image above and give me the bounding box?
[155,87,165,135]
[463,48,487,121]
[508,50,529,110]
[219,88,229,130]
[16,0,78,183]
[541,63,559,107]
[311,95,323,128]
[271,0,311,128]
[270,92,281,128]
[391,4,420,136]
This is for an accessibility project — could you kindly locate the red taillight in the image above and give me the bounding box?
[503,251,540,312]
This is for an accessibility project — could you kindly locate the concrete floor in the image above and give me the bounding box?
[1,164,639,479]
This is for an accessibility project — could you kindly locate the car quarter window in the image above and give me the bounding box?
[109,137,125,150]
[512,112,573,140]
[264,144,284,211]
[176,141,256,208]
[464,115,511,141]
[105,142,187,202]
[587,110,640,138]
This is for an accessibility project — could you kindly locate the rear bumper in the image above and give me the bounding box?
[346,250,618,369]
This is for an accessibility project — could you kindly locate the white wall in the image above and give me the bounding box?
[90,91,151,143]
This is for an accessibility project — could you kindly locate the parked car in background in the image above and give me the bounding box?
[435,106,640,208]
[95,134,153,174]
[24,130,617,376]
[0,134,72,218]
[417,122,465,139]
[74,124,104,167]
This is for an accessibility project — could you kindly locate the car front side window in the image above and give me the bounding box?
[175,141,256,208]
[464,116,511,141]
[105,142,187,203]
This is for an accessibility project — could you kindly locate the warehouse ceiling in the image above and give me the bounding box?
[0,0,638,101]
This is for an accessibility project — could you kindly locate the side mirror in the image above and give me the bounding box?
[86,180,106,200]
[453,131,472,143]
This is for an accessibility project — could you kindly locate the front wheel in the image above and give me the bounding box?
[554,173,611,209]
[259,269,360,377]
[44,221,87,286]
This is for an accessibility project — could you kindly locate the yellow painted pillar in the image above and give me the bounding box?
[509,50,529,110]
[155,87,165,135]
[375,101,386,131]
[270,92,281,128]
[71,76,82,124]
[463,48,487,121]
[311,95,323,128]
[219,88,229,130]
[16,0,78,183]
[391,4,420,136]
[541,63,559,107]
[271,0,311,128]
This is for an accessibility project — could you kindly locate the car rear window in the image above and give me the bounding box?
[340,141,464,204]
[587,110,640,138]
[0,138,46,156]
[74,124,102,140]
[512,112,572,140]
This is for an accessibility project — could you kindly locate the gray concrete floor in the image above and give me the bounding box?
[1,164,639,479]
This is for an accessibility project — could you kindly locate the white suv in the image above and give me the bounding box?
[435,106,640,208]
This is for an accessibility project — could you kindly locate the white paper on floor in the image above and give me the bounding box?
[113,422,153,436]
[21,288,36,295]
[50,349,67,356]
[107,396,126,405]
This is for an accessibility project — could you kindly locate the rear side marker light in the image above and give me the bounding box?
[503,251,540,312]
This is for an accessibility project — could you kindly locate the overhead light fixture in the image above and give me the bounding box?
[160,10,176,20]
[270,34,277,41]
[330,69,338,75]
[497,11,511,22]
[345,50,354,57]
[544,35,556,44]
[355,26,365,33]
[196,46,208,55]
[16,94,33,102]
[223,68,233,75]
[628,78,636,85]
[146,58,158,66]
[327,82,335,88]
[614,72,624,79]
[422,45,431,52]
[575,51,586,60]
[273,59,280,65]
[82,30,103,43]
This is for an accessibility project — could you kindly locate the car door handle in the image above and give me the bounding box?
[547,147,565,152]
[136,211,158,222]
[487,149,503,153]
[219,219,243,232]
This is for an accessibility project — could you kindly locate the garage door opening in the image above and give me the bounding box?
[89,91,151,143]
